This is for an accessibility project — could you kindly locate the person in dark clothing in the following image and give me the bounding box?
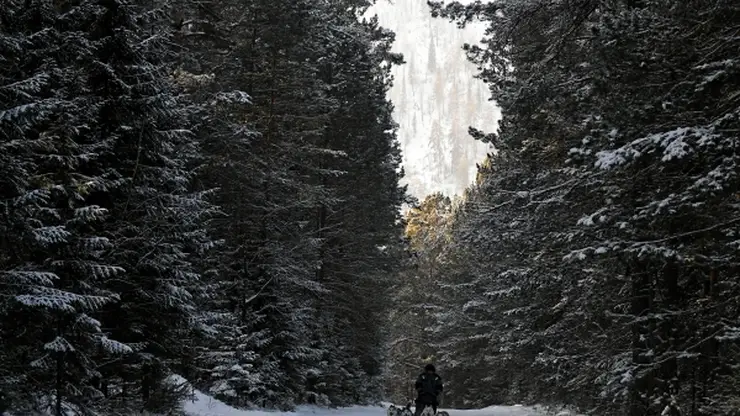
[414,364,443,416]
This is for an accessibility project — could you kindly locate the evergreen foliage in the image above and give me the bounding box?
[382,1,740,415]
[0,0,406,413]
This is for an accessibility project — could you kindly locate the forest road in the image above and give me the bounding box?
[183,387,548,416]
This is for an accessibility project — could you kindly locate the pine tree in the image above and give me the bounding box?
[173,0,406,408]
[426,121,447,185]
[89,0,217,410]
[1,0,215,413]
[2,0,406,411]
[385,194,452,402]
[427,0,740,414]
[1,2,130,412]
[304,8,406,405]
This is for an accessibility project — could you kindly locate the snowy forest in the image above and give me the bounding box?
[2,0,740,416]
[370,0,496,198]
[1,0,406,414]
[385,1,740,416]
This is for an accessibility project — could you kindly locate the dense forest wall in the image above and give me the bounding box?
[0,0,406,414]
[386,1,740,415]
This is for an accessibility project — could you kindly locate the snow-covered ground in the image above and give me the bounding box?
[183,388,564,416]
[185,400,537,416]
[179,373,581,416]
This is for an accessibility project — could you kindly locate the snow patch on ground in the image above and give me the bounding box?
[461,405,538,416]
[183,389,380,416]
[183,393,554,416]
[179,375,581,416]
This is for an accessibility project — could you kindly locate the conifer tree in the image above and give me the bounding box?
[173,0,406,408]
[1,0,215,412]
[421,1,740,414]
[2,0,406,412]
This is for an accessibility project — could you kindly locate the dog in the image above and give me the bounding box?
[387,402,414,416]
[418,405,448,416]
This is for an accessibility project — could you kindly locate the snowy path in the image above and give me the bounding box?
[183,388,547,416]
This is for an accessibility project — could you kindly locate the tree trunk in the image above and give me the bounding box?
[55,352,63,416]
[629,259,653,416]
[659,261,680,415]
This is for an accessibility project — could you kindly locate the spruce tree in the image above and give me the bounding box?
[424,0,740,414]
[1,0,215,412]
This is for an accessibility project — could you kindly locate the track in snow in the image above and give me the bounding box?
[183,389,546,416]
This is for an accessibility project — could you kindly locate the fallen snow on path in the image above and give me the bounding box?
[183,389,549,416]
[179,374,580,416]
[449,405,539,416]
[184,390,381,416]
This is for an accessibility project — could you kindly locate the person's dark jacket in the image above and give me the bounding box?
[415,372,443,404]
